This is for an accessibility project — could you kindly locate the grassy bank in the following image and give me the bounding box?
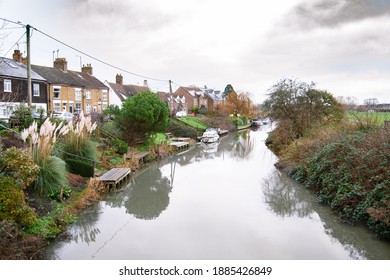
[269,121,390,239]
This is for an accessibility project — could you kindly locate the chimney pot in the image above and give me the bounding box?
[82,63,93,75]
[54,58,68,71]
[143,80,148,88]
[116,74,123,85]
[12,50,23,63]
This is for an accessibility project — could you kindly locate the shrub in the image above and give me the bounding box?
[111,138,129,155]
[10,104,34,129]
[66,158,94,177]
[47,186,72,201]
[168,119,198,138]
[101,120,123,138]
[34,156,68,195]
[0,147,39,189]
[291,128,390,238]
[231,117,244,128]
[63,139,97,162]
[0,177,37,227]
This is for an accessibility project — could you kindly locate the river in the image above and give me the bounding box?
[44,126,390,259]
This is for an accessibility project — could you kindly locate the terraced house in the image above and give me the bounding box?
[0,52,48,119]
[31,57,109,115]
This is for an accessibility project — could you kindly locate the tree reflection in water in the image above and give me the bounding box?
[262,170,313,218]
[105,166,172,220]
[262,170,390,259]
[69,205,102,245]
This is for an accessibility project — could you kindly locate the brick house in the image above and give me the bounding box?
[31,57,109,115]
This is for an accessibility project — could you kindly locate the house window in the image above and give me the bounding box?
[33,84,40,96]
[4,79,11,92]
[53,87,60,98]
[75,103,82,114]
[102,103,108,110]
[75,89,82,101]
[102,90,108,101]
[98,105,101,112]
[53,102,61,112]
[86,104,91,114]
[86,90,91,100]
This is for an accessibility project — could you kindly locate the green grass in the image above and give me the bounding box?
[137,132,167,151]
[346,111,390,125]
[176,116,208,130]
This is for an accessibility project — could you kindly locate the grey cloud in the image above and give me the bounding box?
[289,0,390,28]
[69,0,172,31]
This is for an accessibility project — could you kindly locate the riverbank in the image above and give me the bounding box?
[266,121,390,240]
[0,114,260,259]
[0,132,196,259]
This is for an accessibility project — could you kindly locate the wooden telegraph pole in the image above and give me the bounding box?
[26,24,32,107]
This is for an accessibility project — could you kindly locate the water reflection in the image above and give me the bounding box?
[263,170,314,218]
[43,128,390,260]
[105,167,172,220]
[262,170,390,259]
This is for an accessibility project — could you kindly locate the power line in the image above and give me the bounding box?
[33,27,169,82]
[3,31,26,56]
[0,17,26,27]
[2,17,169,82]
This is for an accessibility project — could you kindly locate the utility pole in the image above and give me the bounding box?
[26,24,32,107]
[169,80,173,94]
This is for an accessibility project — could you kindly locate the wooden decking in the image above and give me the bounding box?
[98,168,131,189]
[169,141,189,150]
[125,151,150,162]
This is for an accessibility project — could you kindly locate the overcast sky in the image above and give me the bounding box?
[1,0,390,104]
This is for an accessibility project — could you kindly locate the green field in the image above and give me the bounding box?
[346,111,390,125]
[176,116,208,130]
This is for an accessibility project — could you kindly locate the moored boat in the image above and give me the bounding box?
[200,128,220,143]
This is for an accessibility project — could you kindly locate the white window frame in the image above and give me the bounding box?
[75,88,82,101]
[53,86,61,98]
[75,103,82,114]
[86,90,91,100]
[86,104,91,114]
[102,90,108,101]
[4,79,11,92]
[53,102,61,112]
[33,83,40,96]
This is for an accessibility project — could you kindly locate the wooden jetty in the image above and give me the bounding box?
[98,168,131,189]
[125,151,150,162]
[218,129,228,136]
[169,141,189,150]
[170,137,191,142]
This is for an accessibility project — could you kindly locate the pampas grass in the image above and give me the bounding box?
[33,156,68,195]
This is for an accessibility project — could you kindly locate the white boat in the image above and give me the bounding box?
[200,128,220,143]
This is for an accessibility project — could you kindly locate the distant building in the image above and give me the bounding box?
[105,74,150,108]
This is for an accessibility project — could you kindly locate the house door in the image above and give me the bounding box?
[69,104,73,113]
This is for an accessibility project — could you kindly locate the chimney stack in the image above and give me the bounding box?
[143,79,149,88]
[82,63,93,75]
[116,74,123,85]
[54,58,68,71]
[12,50,23,63]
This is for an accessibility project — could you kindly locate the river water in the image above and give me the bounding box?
[44,126,390,259]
